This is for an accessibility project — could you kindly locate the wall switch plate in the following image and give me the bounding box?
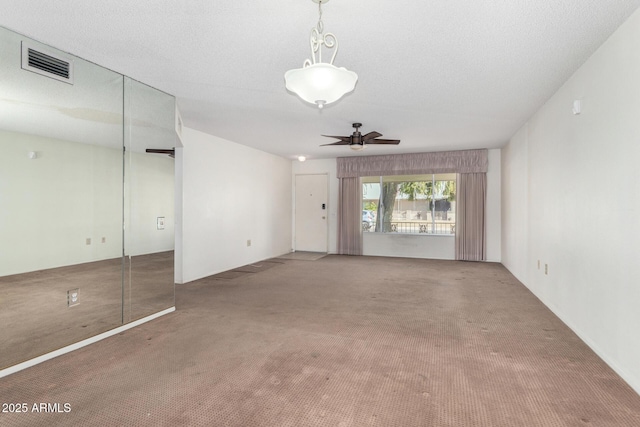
[545,264,548,275]
[247,239,251,247]
[101,237,106,243]
[537,260,540,269]
[67,288,79,307]
[86,238,91,245]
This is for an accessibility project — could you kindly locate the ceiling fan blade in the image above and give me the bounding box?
[320,125,400,148]
[362,131,382,141]
[367,139,401,145]
[320,141,351,146]
[321,135,351,143]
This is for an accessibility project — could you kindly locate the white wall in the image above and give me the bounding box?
[363,233,455,259]
[485,149,502,262]
[179,127,292,284]
[292,150,501,261]
[501,8,640,394]
[501,125,529,283]
[174,143,184,285]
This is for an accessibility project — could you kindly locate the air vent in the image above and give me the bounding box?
[21,42,74,84]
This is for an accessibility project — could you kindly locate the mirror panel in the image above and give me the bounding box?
[124,77,175,322]
[0,27,124,369]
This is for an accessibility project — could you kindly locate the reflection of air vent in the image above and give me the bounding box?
[21,42,74,84]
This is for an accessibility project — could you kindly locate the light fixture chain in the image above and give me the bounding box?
[317,0,323,31]
[315,0,324,63]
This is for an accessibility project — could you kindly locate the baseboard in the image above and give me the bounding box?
[0,307,175,379]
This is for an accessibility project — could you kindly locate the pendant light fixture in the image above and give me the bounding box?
[284,0,358,109]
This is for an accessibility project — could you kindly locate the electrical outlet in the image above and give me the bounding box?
[101,237,106,243]
[247,239,251,247]
[545,264,548,275]
[86,238,91,245]
[67,288,79,307]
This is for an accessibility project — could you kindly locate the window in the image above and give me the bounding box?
[362,174,456,235]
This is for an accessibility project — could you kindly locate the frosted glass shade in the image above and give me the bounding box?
[285,63,357,108]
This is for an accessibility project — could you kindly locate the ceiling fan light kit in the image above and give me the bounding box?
[284,0,357,109]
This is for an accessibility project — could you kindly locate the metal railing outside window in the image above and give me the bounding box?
[363,221,455,234]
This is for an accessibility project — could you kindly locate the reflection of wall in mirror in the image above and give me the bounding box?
[125,151,175,257]
[0,129,174,276]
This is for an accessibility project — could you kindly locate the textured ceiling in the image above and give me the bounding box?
[1,0,639,160]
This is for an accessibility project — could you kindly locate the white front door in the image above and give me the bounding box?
[295,174,328,252]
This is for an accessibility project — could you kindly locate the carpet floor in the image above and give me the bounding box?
[1,255,639,426]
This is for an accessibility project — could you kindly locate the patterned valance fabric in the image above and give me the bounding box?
[336,149,488,178]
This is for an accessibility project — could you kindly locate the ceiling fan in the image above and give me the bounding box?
[145,148,175,158]
[321,123,400,151]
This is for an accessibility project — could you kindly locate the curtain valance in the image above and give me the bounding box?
[336,149,488,178]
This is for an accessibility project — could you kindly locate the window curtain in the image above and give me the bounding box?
[337,177,363,255]
[455,173,487,261]
[335,149,488,258]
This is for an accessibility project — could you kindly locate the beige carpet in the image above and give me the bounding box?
[1,255,639,426]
